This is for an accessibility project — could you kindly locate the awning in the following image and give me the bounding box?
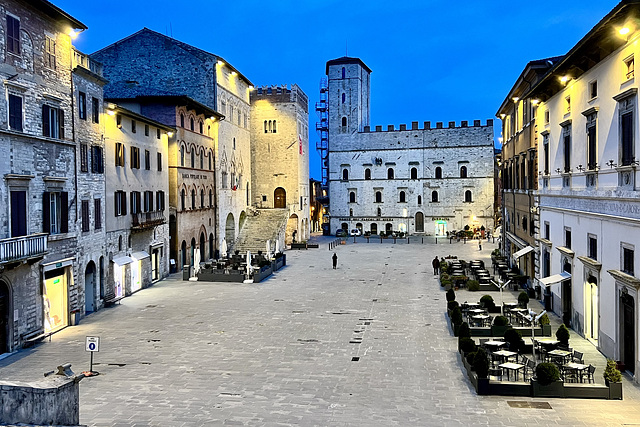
[130,251,150,261]
[539,272,571,286]
[512,246,534,261]
[112,255,133,266]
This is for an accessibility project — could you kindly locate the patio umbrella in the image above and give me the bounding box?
[221,238,228,259]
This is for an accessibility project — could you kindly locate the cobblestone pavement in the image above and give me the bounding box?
[1,236,640,426]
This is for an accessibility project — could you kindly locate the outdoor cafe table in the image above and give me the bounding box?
[498,362,525,381]
[508,307,528,321]
[484,340,507,351]
[547,349,572,364]
[503,302,518,309]
[493,350,518,364]
[465,302,480,308]
[562,362,589,382]
[471,314,490,326]
[468,308,486,315]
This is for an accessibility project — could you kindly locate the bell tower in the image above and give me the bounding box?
[325,57,371,135]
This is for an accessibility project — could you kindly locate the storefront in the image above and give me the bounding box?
[434,220,447,236]
[41,258,73,334]
[112,255,133,298]
[130,251,150,293]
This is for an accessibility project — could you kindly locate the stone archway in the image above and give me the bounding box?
[415,212,424,233]
[286,214,298,244]
[225,213,235,244]
[274,187,286,208]
[0,281,10,354]
[85,261,96,314]
[239,211,247,231]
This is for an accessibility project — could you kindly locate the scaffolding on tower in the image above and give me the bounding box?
[315,76,329,207]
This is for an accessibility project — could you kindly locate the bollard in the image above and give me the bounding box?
[367,237,369,243]
[435,237,437,244]
[393,237,396,244]
[407,237,410,244]
[422,237,424,244]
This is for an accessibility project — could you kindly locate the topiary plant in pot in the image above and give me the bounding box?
[604,359,623,399]
[493,316,509,326]
[448,300,459,312]
[446,288,456,302]
[503,327,524,352]
[459,337,477,354]
[467,280,480,291]
[535,362,560,386]
[480,295,495,310]
[473,348,490,379]
[556,324,570,346]
[451,306,463,326]
[518,291,530,308]
[458,322,471,339]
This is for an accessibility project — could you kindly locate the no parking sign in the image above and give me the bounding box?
[85,336,100,352]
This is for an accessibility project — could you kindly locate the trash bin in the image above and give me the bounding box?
[170,259,176,274]
[543,289,552,311]
[182,265,190,281]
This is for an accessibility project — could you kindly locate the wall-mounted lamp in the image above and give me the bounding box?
[576,164,585,172]
[607,159,617,169]
[555,168,562,174]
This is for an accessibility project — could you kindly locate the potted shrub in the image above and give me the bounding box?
[473,348,490,394]
[451,306,463,336]
[447,300,459,313]
[503,327,524,351]
[556,324,570,346]
[493,316,509,326]
[538,313,551,336]
[467,280,480,291]
[458,322,471,340]
[604,359,623,400]
[533,362,563,397]
[440,261,449,274]
[518,291,530,308]
[492,315,510,336]
[446,288,456,302]
[459,337,477,354]
[441,279,453,291]
[480,295,495,311]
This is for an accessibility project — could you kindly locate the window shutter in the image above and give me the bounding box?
[42,192,50,233]
[58,110,65,139]
[42,105,50,137]
[114,192,119,216]
[130,192,135,215]
[122,192,127,215]
[60,191,68,233]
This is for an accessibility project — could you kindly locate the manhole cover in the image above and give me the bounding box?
[507,401,552,409]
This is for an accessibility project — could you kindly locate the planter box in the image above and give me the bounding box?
[531,380,565,398]
[607,380,623,400]
[491,325,510,337]
[542,324,552,336]
[307,243,319,248]
[253,265,273,283]
[290,243,307,250]
[564,383,610,399]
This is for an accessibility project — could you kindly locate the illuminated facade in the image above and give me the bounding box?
[324,57,495,236]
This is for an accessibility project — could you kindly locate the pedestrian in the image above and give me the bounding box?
[479,240,482,251]
[432,256,440,275]
[292,230,297,243]
[332,252,338,269]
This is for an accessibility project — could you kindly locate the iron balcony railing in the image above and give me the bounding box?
[132,211,166,229]
[0,233,48,264]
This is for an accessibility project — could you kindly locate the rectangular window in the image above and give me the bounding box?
[144,124,149,136]
[44,35,56,69]
[144,191,154,212]
[157,152,162,171]
[92,97,99,123]
[116,114,122,128]
[544,222,550,240]
[78,91,86,120]
[42,105,64,139]
[115,143,125,167]
[94,198,102,229]
[563,127,571,173]
[544,110,550,125]
[131,119,136,133]
[156,128,161,139]
[565,96,571,114]
[590,81,598,99]
[587,121,597,170]
[588,236,598,260]
[80,143,88,172]
[8,93,22,131]
[543,134,550,174]
[81,200,90,232]
[131,146,140,169]
[114,191,127,216]
[623,247,635,276]
[622,111,634,166]
[565,228,571,250]
[145,150,150,170]
[156,191,165,211]
[43,191,68,234]
[91,146,104,173]
[6,15,20,55]
[625,56,635,80]
[130,191,141,215]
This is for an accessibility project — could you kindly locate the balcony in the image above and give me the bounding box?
[73,48,103,76]
[0,233,48,265]
[131,211,166,231]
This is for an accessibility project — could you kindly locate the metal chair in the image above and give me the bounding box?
[582,364,596,383]
[572,350,584,363]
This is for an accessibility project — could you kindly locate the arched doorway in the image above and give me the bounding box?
[225,213,235,244]
[286,214,298,244]
[385,223,393,234]
[200,233,206,259]
[190,238,196,266]
[85,261,96,314]
[370,223,378,235]
[181,240,187,268]
[621,291,635,374]
[415,212,424,233]
[585,274,598,342]
[0,281,10,354]
[239,211,247,231]
[562,259,572,327]
[274,187,286,208]
[209,233,214,261]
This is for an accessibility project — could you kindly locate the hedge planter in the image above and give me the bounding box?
[542,324,552,336]
[290,243,307,250]
[253,265,273,283]
[531,380,564,398]
[491,325,510,337]
[607,380,623,400]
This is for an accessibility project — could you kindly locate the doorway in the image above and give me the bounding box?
[0,281,10,354]
[585,275,598,343]
[10,191,26,237]
[562,260,572,327]
[84,262,96,314]
[415,212,424,233]
[621,291,635,374]
[274,187,286,208]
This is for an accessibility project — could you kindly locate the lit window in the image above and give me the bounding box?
[44,35,56,69]
[625,55,635,80]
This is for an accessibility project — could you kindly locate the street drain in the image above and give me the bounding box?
[292,310,305,313]
[351,357,360,362]
[297,339,319,343]
[364,322,371,325]
[147,339,161,342]
[107,363,127,367]
[218,393,242,398]
[372,299,378,302]
[349,340,362,344]
[146,305,157,308]
[507,401,552,409]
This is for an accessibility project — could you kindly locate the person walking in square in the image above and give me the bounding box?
[478,240,482,251]
[332,252,338,269]
[432,256,440,275]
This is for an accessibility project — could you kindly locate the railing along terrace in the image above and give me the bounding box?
[0,233,48,264]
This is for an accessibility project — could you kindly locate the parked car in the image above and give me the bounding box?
[336,229,347,237]
[350,229,362,236]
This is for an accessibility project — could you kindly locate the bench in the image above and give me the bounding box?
[21,330,53,348]
[104,296,124,307]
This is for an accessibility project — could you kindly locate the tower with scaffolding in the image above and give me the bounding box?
[315,76,330,233]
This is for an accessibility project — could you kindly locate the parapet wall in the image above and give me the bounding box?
[363,119,494,133]
[250,84,309,113]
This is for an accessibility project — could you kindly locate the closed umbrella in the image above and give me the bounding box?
[193,248,200,276]
[266,240,271,258]
[221,238,228,259]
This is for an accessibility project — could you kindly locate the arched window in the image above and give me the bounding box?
[399,191,406,203]
[435,167,442,179]
[387,168,394,179]
[349,208,353,217]
[190,117,194,131]
[272,120,277,133]
[460,165,468,178]
[364,168,371,180]
[268,120,272,133]
[341,222,348,230]
[377,207,382,216]
[200,150,204,169]
[342,169,349,181]
[181,189,185,211]
[209,189,213,207]
[341,117,347,128]
[342,67,346,79]
[180,146,185,166]
[432,191,439,202]
[418,195,422,205]
[180,113,185,128]
[264,120,267,133]
[233,138,236,149]
[349,191,356,203]
[342,93,346,103]
[199,121,203,134]
[191,190,196,208]
[465,190,472,202]
[190,150,195,168]
[200,189,205,208]
[411,167,418,179]
[375,191,382,203]
[208,152,212,170]
[118,235,122,251]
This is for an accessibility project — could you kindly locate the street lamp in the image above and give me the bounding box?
[491,279,511,316]
[529,310,547,361]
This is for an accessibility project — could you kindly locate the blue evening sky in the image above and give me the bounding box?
[57,0,618,179]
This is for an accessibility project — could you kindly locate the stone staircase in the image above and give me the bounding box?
[233,208,289,253]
